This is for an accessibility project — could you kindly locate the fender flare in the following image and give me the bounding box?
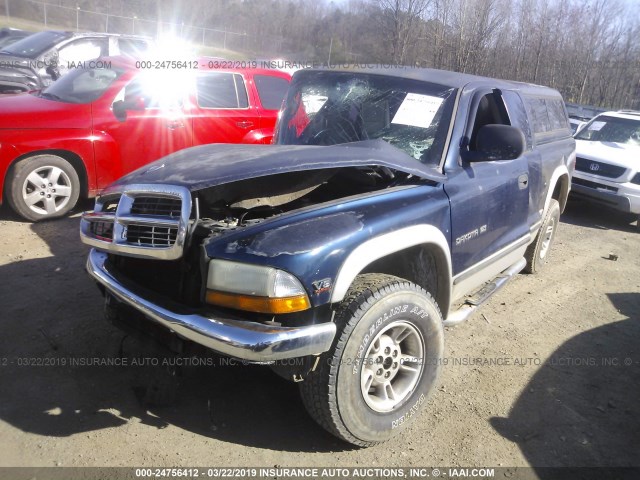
[544,164,570,216]
[330,224,452,304]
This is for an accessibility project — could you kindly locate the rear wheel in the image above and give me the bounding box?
[524,199,560,273]
[7,155,80,222]
[300,273,444,446]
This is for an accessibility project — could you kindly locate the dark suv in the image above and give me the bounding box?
[0,30,152,93]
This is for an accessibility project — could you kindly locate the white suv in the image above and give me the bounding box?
[572,110,640,225]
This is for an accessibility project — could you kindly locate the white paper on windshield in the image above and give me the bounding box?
[391,93,443,129]
[303,95,328,115]
[589,121,606,131]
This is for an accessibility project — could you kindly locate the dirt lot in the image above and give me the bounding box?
[0,197,638,470]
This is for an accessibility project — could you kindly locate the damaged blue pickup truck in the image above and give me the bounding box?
[80,68,575,446]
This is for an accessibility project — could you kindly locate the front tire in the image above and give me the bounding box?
[524,199,560,273]
[300,274,444,446]
[7,155,80,222]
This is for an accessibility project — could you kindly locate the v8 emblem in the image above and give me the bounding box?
[312,278,332,295]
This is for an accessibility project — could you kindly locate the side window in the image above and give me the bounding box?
[196,72,248,109]
[58,38,107,64]
[469,91,511,151]
[502,90,533,150]
[526,97,551,133]
[123,77,151,108]
[546,99,569,130]
[118,38,149,56]
[235,75,248,108]
[115,73,183,110]
[254,74,289,110]
[524,96,570,141]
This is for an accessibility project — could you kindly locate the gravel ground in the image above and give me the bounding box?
[0,197,638,471]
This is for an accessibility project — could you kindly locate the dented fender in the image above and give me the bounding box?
[203,183,451,308]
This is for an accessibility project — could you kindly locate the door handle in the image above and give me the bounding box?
[167,120,184,130]
[518,174,529,190]
[236,120,254,129]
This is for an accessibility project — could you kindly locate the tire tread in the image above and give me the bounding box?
[300,273,442,447]
[524,199,560,274]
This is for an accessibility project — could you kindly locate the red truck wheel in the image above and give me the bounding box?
[7,155,80,222]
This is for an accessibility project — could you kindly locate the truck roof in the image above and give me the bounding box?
[299,66,562,97]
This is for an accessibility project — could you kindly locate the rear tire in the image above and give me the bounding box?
[300,273,444,446]
[524,199,560,273]
[7,155,80,222]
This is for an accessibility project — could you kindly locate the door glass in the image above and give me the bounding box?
[118,38,149,56]
[196,72,248,109]
[115,71,186,110]
[254,75,289,110]
[502,91,533,150]
[469,92,511,151]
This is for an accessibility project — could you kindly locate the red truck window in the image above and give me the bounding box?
[254,74,289,110]
[196,72,248,109]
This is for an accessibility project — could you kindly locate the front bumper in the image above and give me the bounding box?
[87,249,336,362]
[571,174,640,214]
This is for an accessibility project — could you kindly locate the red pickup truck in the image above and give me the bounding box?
[0,56,291,221]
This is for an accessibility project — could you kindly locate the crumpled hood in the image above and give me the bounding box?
[576,140,640,168]
[0,92,91,129]
[0,54,38,69]
[0,54,40,89]
[111,140,447,191]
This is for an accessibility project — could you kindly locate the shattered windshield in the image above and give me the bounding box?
[274,71,457,166]
[575,115,640,146]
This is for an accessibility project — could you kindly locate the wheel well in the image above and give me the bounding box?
[361,244,451,318]
[7,150,89,199]
[552,174,570,213]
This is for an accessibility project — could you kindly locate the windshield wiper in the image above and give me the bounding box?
[39,92,64,101]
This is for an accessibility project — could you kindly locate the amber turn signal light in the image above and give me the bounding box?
[205,290,311,314]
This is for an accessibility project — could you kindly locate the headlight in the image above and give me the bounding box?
[205,259,310,314]
[631,173,640,185]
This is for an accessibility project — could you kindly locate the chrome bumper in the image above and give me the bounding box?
[87,249,336,362]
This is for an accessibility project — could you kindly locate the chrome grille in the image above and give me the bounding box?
[131,197,182,217]
[80,184,192,260]
[575,157,627,179]
[126,224,178,246]
[89,221,114,241]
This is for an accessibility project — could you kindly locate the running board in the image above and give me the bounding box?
[443,257,527,326]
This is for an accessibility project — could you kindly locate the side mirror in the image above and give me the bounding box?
[44,51,60,80]
[112,97,146,121]
[462,125,526,162]
[112,100,127,120]
[45,65,60,80]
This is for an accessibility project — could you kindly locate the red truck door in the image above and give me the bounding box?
[252,72,291,142]
[191,71,260,145]
[92,70,192,181]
